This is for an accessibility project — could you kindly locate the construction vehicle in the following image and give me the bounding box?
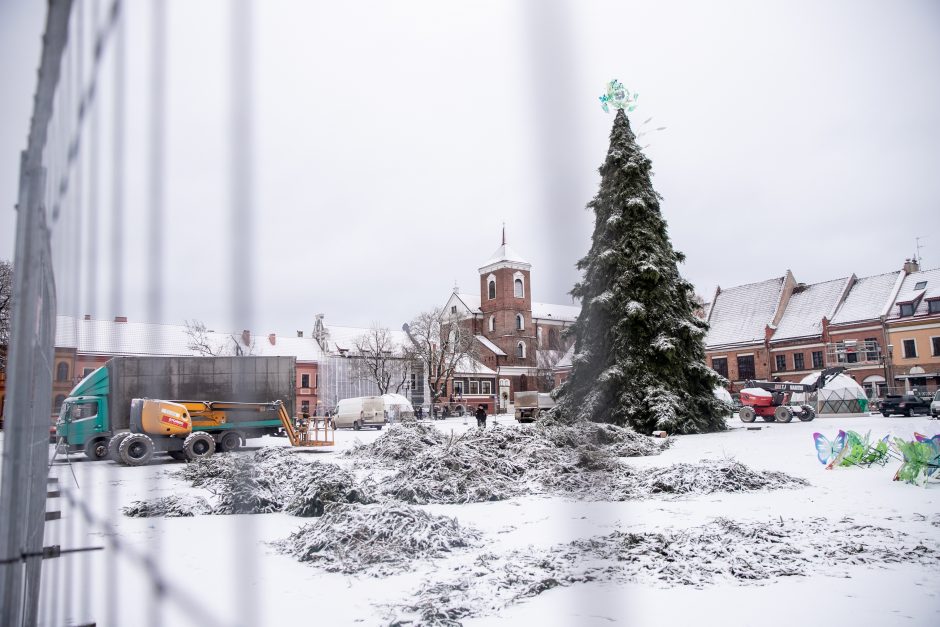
[56,356,296,460]
[112,398,333,466]
[738,367,846,423]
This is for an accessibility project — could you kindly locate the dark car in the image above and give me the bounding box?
[880,393,932,417]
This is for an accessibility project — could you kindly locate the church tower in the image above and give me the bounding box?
[478,228,535,370]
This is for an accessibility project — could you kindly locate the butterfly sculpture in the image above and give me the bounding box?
[813,430,847,469]
[913,433,940,478]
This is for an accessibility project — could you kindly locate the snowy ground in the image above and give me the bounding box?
[28,412,940,626]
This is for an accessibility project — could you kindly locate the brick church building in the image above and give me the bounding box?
[444,232,580,409]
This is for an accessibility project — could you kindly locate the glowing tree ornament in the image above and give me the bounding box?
[599,79,638,113]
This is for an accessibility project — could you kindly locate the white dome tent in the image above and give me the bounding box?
[793,372,869,415]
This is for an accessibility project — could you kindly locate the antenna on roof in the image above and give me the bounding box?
[453,279,459,293]
[915,236,925,265]
[502,222,506,246]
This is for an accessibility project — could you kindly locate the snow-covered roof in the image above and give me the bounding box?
[887,267,940,319]
[453,292,482,313]
[478,242,531,272]
[829,271,902,325]
[554,345,575,370]
[771,278,849,342]
[452,355,497,376]
[55,316,325,361]
[475,334,506,356]
[536,348,566,370]
[319,324,410,355]
[705,277,785,349]
[532,301,580,322]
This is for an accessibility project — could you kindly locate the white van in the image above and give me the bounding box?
[334,396,387,430]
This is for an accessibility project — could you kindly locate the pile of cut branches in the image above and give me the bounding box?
[344,421,447,464]
[275,504,480,575]
[123,495,212,518]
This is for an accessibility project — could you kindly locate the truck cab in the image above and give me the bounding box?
[55,366,112,458]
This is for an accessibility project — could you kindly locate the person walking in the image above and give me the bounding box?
[475,404,487,429]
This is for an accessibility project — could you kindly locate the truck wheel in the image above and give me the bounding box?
[739,406,756,423]
[774,406,794,423]
[904,408,912,417]
[108,432,131,461]
[183,432,216,461]
[84,437,109,461]
[881,411,890,417]
[119,434,155,466]
[353,420,361,431]
[798,406,816,422]
[219,431,241,452]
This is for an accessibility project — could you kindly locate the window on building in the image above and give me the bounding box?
[793,353,805,370]
[56,362,69,382]
[711,357,728,378]
[929,299,940,314]
[864,337,880,361]
[488,280,496,300]
[775,355,786,371]
[481,380,492,394]
[410,373,417,391]
[549,328,559,350]
[903,339,917,358]
[83,367,95,377]
[899,303,915,317]
[516,342,526,359]
[300,400,310,415]
[488,316,494,332]
[451,305,457,314]
[301,374,310,388]
[516,314,524,330]
[453,380,464,396]
[812,350,823,368]
[914,280,927,290]
[736,355,755,380]
[932,337,940,357]
[469,380,479,395]
[514,278,524,298]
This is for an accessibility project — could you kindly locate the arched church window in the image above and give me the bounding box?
[488,316,495,332]
[488,280,496,300]
[516,314,524,331]
[514,278,524,298]
[516,341,526,359]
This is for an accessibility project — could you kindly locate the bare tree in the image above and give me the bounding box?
[0,260,12,372]
[184,319,256,356]
[404,307,479,405]
[352,324,415,395]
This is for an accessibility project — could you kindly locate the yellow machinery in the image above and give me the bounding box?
[111,398,333,466]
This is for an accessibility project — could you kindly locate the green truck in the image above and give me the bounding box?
[56,356,296,460]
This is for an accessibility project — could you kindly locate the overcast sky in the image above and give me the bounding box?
[1,0,939,337]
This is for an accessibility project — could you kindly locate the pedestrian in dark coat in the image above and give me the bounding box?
[475,404,487,429]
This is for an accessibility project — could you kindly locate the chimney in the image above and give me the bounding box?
[114,316,128,323]
[297,330,304,338]
[83,314,91,320]
[268,333,276,346]
[903,258,920,274]
[242,329,251,346]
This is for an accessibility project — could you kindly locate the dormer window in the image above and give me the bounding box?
[928,298,940,315]
[899,303,915,317]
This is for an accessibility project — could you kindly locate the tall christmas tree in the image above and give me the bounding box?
[554,81,727,434]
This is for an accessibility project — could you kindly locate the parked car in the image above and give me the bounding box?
[333,396,387,430]
[880,393,932,417]
[931,391,940,418]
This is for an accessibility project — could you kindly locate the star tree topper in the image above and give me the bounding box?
[599,79,638,113]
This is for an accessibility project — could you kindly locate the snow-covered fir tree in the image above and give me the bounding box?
[554,107,727,434]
